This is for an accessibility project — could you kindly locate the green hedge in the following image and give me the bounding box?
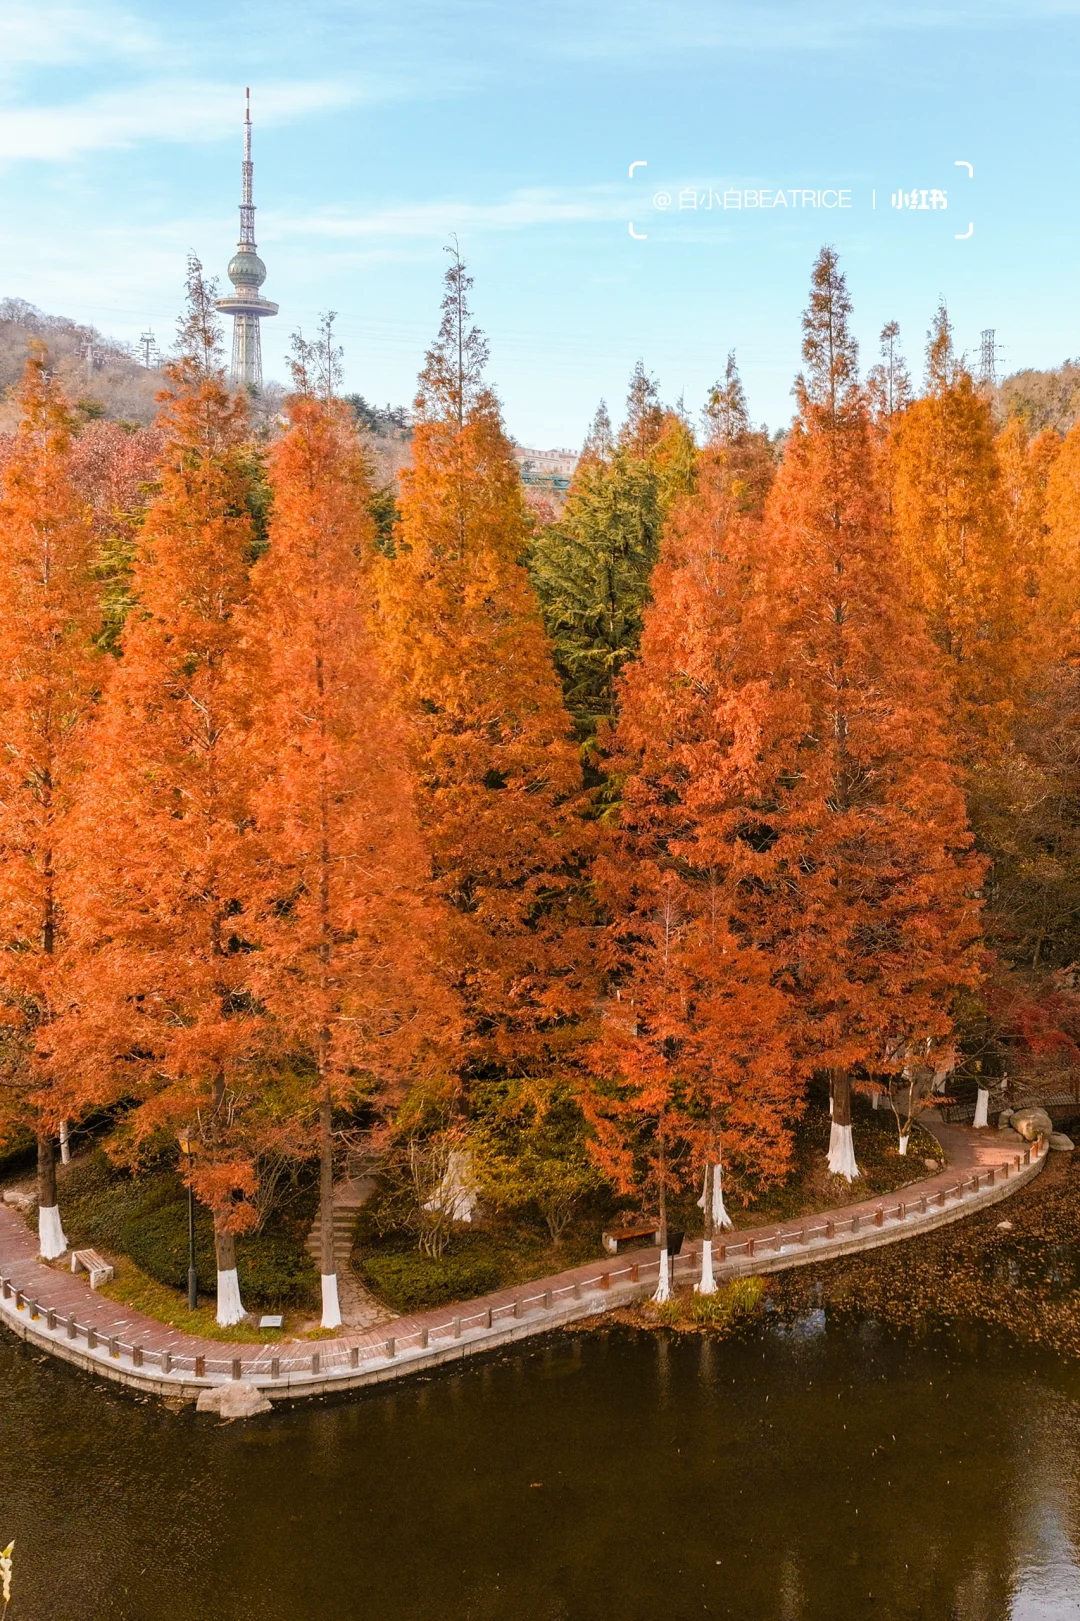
[61,1158,319,1311]
[358,1251,503,1313]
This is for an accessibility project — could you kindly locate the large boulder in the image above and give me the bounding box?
[1009,1107,1053,1143]
[196,1381,272,1419]
[1050,1132,1075,1152]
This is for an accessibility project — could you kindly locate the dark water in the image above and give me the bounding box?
[2,1316,1080,1621]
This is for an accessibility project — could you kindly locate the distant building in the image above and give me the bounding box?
[514,446,578,493]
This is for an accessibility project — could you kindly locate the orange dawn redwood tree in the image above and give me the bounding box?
[61,261,267,1324]
[246,332,456,1328]
[756,251,984,1178]
[0,350,98,1259]
[891,305,1023,757]
[588,420,799,1299]
[374,248,593,1131]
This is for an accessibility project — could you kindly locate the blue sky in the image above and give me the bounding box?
[1,0,1079,445]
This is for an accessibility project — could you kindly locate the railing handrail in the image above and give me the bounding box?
[0,1138,1044,1387]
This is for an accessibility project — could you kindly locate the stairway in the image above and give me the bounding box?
[305,1174,396,1329]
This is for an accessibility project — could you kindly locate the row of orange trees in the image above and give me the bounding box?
[0,246,1073,1323]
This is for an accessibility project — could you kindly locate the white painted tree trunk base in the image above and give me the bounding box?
[38,1205,67,1259]
[898,1134,909,1156]
[974,1087,990,1129]
[59,1121,71,1165]
[696,1238,717,1295]
[652,1249,671,1303]
[827,1122,860,1181]
[216,1268,245,1326]
[871,1091,880,1110]
[320,1272,342,1330]
[828,1097,834,1117]
[696,1164,734,1230]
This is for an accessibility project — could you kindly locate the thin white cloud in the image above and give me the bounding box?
[0,76,395,163]
[0,2,155,69]
[276,186,629,243]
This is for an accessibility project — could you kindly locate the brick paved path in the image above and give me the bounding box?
[0,1117,1048,1402]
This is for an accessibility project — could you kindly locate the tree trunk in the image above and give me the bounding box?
[36,1131,67,1259]
[652,1137,671,1304]
[214,1216,245,1326]
[318,1089,342,1330]
[974,1088,989,1129]
[697,1160,716,1295]
[827,1068,860,1181]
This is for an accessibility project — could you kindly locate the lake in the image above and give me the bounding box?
[2,1311,1080,1620]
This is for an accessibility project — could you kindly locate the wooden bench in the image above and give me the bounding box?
[70,1249,114,1289]
[602,1218,661,1255]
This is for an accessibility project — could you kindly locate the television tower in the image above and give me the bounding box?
[215,89,277,390]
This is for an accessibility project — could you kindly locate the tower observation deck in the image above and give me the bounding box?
[215,89,277,390]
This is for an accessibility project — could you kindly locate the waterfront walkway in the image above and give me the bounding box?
[0,1118,1048,1402]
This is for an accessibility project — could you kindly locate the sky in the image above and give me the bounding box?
[1,0,1079,447]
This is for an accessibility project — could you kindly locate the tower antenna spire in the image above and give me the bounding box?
[216,87,277,391]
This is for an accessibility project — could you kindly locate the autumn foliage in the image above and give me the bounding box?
[247,375,455,1319]
[0,351,98,1223]
[3,236,1079,1316]
[61,271,267,1288]
[374,253,593,1091]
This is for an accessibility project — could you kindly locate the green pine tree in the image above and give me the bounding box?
[528,369,696,743]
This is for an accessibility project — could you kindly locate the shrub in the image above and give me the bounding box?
[62,1161,319,1310]
[122,1201,318,1309]
[358,1250,503,1312]
[651,1298,683,1327]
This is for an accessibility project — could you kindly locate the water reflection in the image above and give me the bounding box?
[2,1320,1080,1619]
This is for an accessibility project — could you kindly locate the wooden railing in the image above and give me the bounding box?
[0,1142,1044,1390]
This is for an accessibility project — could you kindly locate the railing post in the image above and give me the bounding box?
[161,1350,171,1374]
[630,1263,639,1283]
[86,1326,97,1350]
[420,1326,430,1346]
[108,1336,118,1359]
[270,1358,280,1380]
[133,1345,144,1368]
[46,1308,56,1331]
[452,1317,462,1339]
[484,1307,493,1328]
[311,1353,319,1375]
[384,1337,396,1361]
[600,1271,611,1290]
[874,1207,884,1228]
[195,1355,205,1377]
[544,1291,553,1311]
[66,1314,76,1341]
[231,1358,242,1381]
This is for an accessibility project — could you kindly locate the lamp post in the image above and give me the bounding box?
[177,1133,198,1312]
